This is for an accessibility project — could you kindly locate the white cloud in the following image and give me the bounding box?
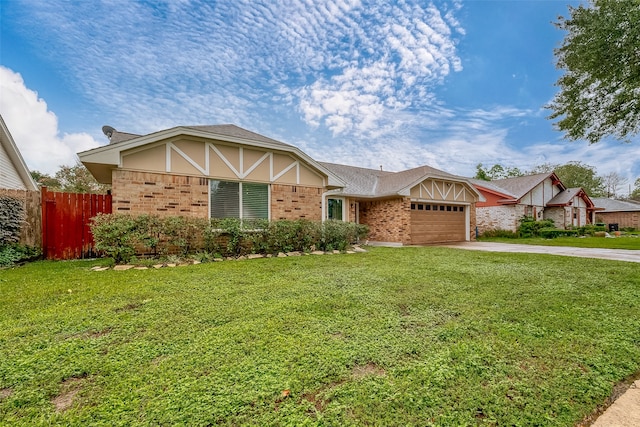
[0,67,100,175]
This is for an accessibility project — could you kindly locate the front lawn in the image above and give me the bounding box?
[479,234,640,250]
[1,247,639,426]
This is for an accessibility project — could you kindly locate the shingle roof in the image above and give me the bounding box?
[376,165,460,196]
[319,162,472,198]
[547,188,587,206]
[106,124,294,149]
[468,178,516,198]
[318,162,393,196]
[185,124,294,148]
[490,173,558,200]
[592,198,640,212]
[109,130,141,144]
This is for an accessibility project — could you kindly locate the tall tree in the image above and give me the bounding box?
[31,163,110,194]
[601,171,627,198]
[474,163,524,181]
[30,170,61,188]
[552,161,606,196]
[548,0,640,144]
[630,178,640,201]
[54,162,110,194]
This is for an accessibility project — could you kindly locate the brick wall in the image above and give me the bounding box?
[544,207,566,228]
[270,184,323,221]
[112,170,209,217]
[468,203,477,241]
[476,205,520,234]
[359,197,411,244]
[596,212,640,230]
[0,188,41,246]
[112,170,324,221]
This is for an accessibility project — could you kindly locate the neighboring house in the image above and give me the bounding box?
[472,172,596,234]
[0,115,41,246]
[0,115,38,191]
[591,198,640,230]
[78,124,481,245]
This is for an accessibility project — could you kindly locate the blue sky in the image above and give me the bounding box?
[1,0,638,194]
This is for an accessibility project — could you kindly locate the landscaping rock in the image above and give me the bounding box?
[91,267,110,271]
[286,251,302,256]
[113,265,134,271]
[311,251,325,255]
[277,252,287,258]
[153,264,164,269]
[133,266,148,270]
[352,246,367,253]
[247,254,264,259]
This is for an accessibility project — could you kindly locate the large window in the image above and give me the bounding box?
[327,198,343,220]
[210,180,268,219]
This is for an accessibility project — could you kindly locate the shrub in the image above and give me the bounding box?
[480,229,518,238]
[0,244,41,268]
[0,195,25,246]
[538,228,579,239]
[320,220,368,252]
[518,216,555,238]
[577,224,606,236]
[90,214,368,263]
[90,214,139,264]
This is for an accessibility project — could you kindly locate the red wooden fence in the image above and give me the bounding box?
[41,188,112,260]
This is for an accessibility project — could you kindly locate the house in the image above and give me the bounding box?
[78,124,481,245]
[0,115,38,191]
[320,162,482,245]
[472,172,596,234]
[591,198,640,230]
[0,115,41,246]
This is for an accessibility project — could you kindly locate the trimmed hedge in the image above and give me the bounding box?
[90,214,369,263]
[518,216,555,238]
[538,228,580,239]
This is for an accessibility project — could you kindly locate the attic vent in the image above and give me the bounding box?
[102,125,116,141]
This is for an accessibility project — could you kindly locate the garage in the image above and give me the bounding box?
[410,202,467,244]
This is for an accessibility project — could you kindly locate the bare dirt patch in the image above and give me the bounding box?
[66,327,112,340]
[0,388,13,400]
[115,302,142,312]
[351,362,386,379]
[51,376,87,413]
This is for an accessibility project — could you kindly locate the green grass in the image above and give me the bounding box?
[479,234,640,250]
[1,247,639,426]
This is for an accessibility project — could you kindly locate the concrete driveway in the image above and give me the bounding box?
[443,241,640,263]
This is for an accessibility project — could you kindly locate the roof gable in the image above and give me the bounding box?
[79,124,344,187]
[547,188,595,208]
[0,115,38,191]
[321,162,482,200]
[490,172,564,200]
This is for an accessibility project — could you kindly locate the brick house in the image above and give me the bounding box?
[472,172,597,234]
[79,124,481,245]
[591,198,640,230]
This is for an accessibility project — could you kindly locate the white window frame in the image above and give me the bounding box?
[209,180,270,220]
[326,197,346,221]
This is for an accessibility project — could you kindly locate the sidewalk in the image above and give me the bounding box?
[443,241,640,425]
